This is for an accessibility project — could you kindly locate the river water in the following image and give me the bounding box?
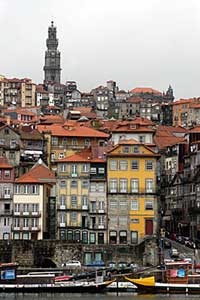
[0,294,199,300]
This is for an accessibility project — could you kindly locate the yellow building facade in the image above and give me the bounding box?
[107,140,159,244]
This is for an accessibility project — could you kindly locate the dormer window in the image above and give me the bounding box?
[123,146,130,153]
[133,146,139,154]
[130,124,136,129]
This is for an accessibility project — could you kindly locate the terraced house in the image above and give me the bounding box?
[37,122,109,166]
[12,160,55,240]
[107,139,160,245]
[56,150,107,244]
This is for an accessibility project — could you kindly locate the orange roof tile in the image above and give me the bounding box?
[16,163,55,184]
[56,150,105,163]
[37,124,109,138]
[130,87,162,95]
[0,157,13,169]
[172,98,194,106]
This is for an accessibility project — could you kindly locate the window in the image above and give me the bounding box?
[119,231,127,244]
[82,164,89,173]
[82,180,88,189]
[70,212,77,222]
[98,183,105,192]
[145,200,154,210]
[119,199,127,209]
[123,146,130,153]
[71,180,77,188]
[146,161,153,170]
[119,216,127,225]
[74,230,80,241]
[98,232,104,244]
[31,218,38,227]
[71,164,77,175]
[67,230,73,241]
[146,179,154,193]
[131,231,138,244]
[131,160,139,170]
[4,188,11,198]
[62,137,67,145]
[131,218,139,224]
[109,231,117,244]
[82,231,88,244]
[59,153,64,159]
[131,200,139,210]
[90,183,96,192]
[9,151,15,159]
[109,199,117,209]
[90,167,96,174]
[98,215,105,226]
[89,232,96,244]
[60,195,66,206]
[4,129,9,135]
[51,153,55,161]
[23,185,30,194]
[13,232,20,240]
[120,160,128,171]
[98,167,105,174]
[23,204,29,212]
[31,185,38,194]
[119,178,128,193]
[109,160,117,171]
[91,201,96,212]
[60,180,66,187]
[133,146,139,153]
[110,216,117,224]
[23,218,29,227]
[72,138,77,145]
[51,136,58,145]
[10,139,16,148]
[85,138,90,146]
[14,204,20,213]
[139,136,145,143]
[60,213,65,224]
[71,195,77,207]
[131,179,139,193]
[109,178,117,193]
[82,195,88,207]
[60,164,67,172]
[4,170,10,178]
[99,200,105,211]
[32,204,39,212]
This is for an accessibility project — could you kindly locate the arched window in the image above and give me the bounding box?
[74,230,80,242]
[67,230,73,241]
[82,231,88,244]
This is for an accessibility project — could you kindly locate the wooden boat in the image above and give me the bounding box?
[125,261,200,294]
[0,262,114,293]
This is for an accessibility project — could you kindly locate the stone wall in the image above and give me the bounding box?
[0,238,158,267]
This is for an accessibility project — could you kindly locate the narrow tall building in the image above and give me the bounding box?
[43,21,61,84]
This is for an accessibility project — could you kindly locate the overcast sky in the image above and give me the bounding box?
[0,0,200,99]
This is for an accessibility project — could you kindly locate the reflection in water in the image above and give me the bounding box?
[0,294,200,300]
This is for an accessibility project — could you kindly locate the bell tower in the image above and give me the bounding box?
[43,21,61,83]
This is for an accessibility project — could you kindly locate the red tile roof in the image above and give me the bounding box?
[0,157,13,169]
[172,98,194,105]
[37,124,109,138]
[130,87,162,95]
[16,163,55,184]
[56,150,105,163]
[154,126,187,149]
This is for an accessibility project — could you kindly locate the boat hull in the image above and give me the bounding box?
[127,282,200,294]
[0,281,112,293]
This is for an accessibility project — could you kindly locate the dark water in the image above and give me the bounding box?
[0,294,199,300]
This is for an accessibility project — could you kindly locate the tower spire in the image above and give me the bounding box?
[43,21,61,84]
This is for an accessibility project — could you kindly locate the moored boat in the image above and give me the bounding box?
[125,261,200,294]
[0,262,114,293]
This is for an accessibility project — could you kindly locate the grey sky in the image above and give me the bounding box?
[0,0,200,99]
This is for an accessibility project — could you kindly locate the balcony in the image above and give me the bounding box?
[0,210,12,216]
[13,211,41,217]
[59,223,66,227]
